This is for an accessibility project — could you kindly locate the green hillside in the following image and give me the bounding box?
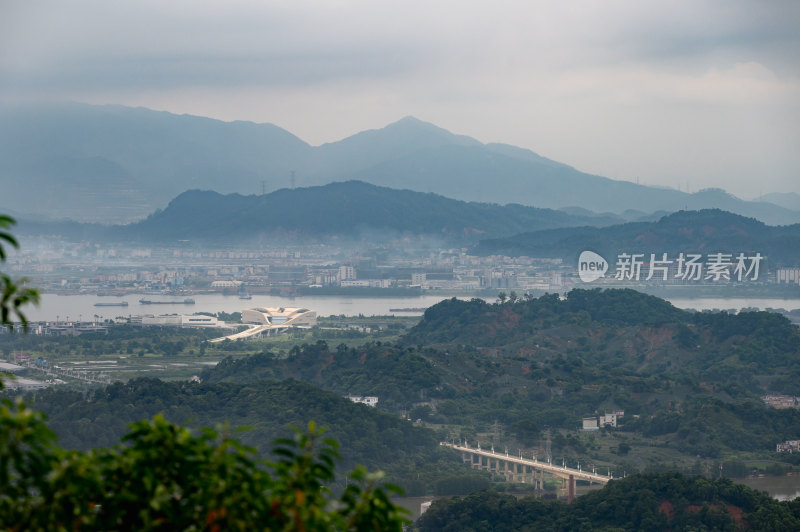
[28,377,480,496]
[418,473,800,531]
[200,289,800,462]
[14,288,800,497]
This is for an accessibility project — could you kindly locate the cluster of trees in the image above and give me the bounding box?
[0,399,407,530]
[187,288,800,461]
[0,216,38,329]
[4,284,796,466]
[0,324,223,359]
[204,340,441,410]
[630,396,800,457]
[418,472,800,531]
[28,377,481,496]
[405,289,691,346]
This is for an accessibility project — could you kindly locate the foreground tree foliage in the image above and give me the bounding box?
[0,220,408,530]
[0,399,407,531]
[0,215,38,330]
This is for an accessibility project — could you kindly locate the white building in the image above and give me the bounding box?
[1,376,49,391]
[140,314,223,328]
[340,280,370,288]
[211,280,243,288]
[582,417,599,430]
[241,307,317,328]
[347,395,379,407]
[777,269,800,285]
[600,413,618,427]
[339,265,356,282]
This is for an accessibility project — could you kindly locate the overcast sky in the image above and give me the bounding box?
[2,0,798,198]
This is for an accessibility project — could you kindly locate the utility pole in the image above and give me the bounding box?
[545,428,552,462]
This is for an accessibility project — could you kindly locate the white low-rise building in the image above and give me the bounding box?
[141,314,224,328]
[582,417,599,430]
[600,413,618,427]
[347,395,379,407]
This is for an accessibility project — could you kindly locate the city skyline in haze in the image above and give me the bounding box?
[2,0,798,199]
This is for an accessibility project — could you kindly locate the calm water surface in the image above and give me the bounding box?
[26,293,465,322]
[739,475,800,501]
[24,294,800,322]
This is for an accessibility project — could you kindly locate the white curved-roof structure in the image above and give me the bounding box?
[241,307,316,328]
[210,307,317,343]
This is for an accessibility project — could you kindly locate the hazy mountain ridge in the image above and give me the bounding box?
[2,102,798,225]
[761,192,800,212]
[473,209,800,266]
[118,181,623,243]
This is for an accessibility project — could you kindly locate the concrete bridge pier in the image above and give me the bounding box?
[568,474,575,503]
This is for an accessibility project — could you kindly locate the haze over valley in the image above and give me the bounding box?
[2,1,800,529]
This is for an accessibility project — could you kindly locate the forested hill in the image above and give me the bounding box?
[404,289,692,345]
[404,288,800,376]
[417,472,800,531]
[29,377,469,495]
[196,289,800,460]
[472,209,800,266]
[119,181,616,242]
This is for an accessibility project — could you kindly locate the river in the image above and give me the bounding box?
[739,475,800,501]
[25,293,464,322]
[22,293,800,322]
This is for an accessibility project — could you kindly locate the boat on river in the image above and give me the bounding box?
[138,298,196,305]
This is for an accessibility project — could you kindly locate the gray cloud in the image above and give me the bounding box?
[1,0,798,198]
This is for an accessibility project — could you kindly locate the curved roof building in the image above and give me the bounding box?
[241,307,317,328]
[210,307,317,343]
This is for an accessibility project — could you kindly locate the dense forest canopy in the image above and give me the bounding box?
[417,473,800,531]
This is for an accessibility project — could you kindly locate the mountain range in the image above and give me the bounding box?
[473,208,800,266]
[14,180,622,243]
[1,102,798,225]
[120,180,623,243]
[14,182,800,264]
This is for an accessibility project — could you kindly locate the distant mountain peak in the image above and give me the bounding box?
[3,102,800,226]
[393,115,425,124]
